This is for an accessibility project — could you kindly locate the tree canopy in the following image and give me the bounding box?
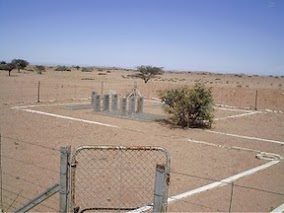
[11,59,29,72]
[0,63,16,76]
[136,65,164,83]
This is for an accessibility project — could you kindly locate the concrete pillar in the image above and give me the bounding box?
[137,97,144,113]
[111,94,118,112]
[103,94,110,111]
[94,95,100,112]
[121,97,127,115]
[128,96,136,115]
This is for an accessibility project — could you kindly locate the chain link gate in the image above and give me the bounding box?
[70,146,170,213]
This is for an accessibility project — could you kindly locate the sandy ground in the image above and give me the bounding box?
[0,68,283,212]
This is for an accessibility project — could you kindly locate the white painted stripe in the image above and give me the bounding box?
[129,160,279,213]
[214,111,261,121]
[215,107,254,113]
[167,160,279,203]
[207,130,284,145]
[11,102,90,110]
[187,138,261,153]
[271,202,284,213]
[21,108,119,128]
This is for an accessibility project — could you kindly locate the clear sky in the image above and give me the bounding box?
[0,0,283,75]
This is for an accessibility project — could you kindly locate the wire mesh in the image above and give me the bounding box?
[71,146,170,213]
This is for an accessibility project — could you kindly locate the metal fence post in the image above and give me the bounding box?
[153,164,168,212]
[59,146,71,213]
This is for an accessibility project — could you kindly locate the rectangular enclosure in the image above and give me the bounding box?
[70,146,170,213]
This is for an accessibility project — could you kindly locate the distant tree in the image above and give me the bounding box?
[0,61,6,64]
[0,63,16,76]
[35,65,46,74]
[136,65,164,83]
[11,59,29,73]
[75,65,80,70]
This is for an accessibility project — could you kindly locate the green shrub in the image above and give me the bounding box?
[54,66,71,72]
[81,67,93,72]
[159,83,214,128]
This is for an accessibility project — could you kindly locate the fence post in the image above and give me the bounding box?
[229,182,235,212]
[153,164,168,212]
[37,81,41,103]
[254,90,258,110]
[101,81,104,96]
[0,134,2,210]
[59,146,71,213]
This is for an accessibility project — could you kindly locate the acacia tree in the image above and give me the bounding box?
[136,65,164,83]
[0,63,16,76]
[11,59,29,73]
[159,83,214,128]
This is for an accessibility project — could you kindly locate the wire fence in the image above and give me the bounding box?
[0,77,283,111]
[0,134,60,212]
[71,146,170,212]
[0,134,283,212]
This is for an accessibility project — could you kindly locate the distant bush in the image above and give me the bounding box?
[55,66,71,72]
[159,83,214,128]
[35,65,46,74]
[81,67,93,72]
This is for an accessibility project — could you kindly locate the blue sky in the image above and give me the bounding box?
[0,0,283,75]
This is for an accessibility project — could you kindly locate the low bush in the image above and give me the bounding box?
[54,66,71,72]
[159,83,214,128]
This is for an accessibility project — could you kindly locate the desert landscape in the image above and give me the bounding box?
[0,67,284,212]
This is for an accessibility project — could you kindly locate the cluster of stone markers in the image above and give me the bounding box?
[91,91,144,115]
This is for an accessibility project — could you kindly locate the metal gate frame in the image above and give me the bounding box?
[70,145,170,213]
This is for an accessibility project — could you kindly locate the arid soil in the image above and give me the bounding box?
[0,68,283,212]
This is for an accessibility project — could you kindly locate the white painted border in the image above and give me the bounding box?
[207,130,284,145]
[12,103,283,212]
[271,202,284,213]
[214,111,261,121]
[129,160,280,213]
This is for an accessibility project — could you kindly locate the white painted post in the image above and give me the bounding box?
[153,164,167,212]
[59,146,71,213]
